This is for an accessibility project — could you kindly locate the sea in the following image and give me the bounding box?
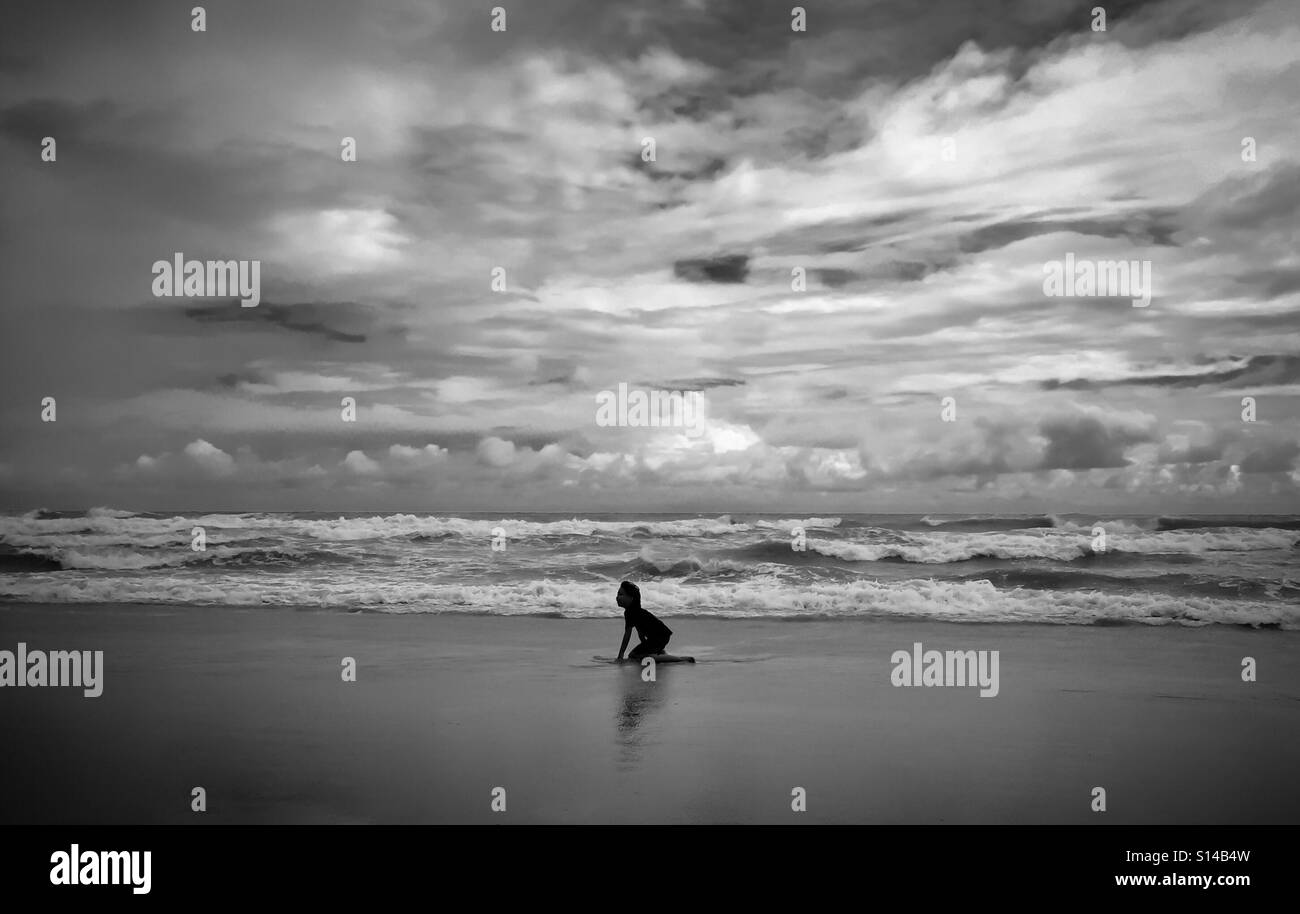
[1,509,1297,628]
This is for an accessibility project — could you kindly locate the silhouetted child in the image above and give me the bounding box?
[615,581,673,661]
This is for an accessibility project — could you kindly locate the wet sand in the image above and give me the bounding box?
[1,603,1297,824]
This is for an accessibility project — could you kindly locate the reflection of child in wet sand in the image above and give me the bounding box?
[615,581,673,661]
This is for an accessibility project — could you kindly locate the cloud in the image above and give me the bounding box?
[1038,412,1155,470]
[476,437,518,468]
[183,303,374,344]
[672,254,749,283]
[1042,355,1300,391]
[342,450,382,476]
[3,0,1299,512]
[1157,433,1225,465]
[183,439,236,476]
[389,443,449,463]
[1239,438,1300,474]
[267,208,410,276]
[125,440,325,488]
[639,376,745,391]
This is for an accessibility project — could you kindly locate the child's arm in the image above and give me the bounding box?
[616,622,633,660]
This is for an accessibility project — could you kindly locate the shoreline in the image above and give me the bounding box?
[1,602,1298,824]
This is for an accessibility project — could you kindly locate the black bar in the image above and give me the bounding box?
[2,825,1288,900]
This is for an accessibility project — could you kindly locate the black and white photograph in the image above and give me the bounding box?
[1,0,1296,893]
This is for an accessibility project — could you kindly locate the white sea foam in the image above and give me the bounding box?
[4,511,1294,553]
[812,536,1091,563]
[810,527,1298,563]
[0,512,749,543]
[1,574,1294,628]
[754,516,843,530]
[3,512,1296,628]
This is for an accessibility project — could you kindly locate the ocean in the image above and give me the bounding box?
[1,509,1297,628]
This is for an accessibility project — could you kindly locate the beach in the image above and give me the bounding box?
[2,602,1297,825]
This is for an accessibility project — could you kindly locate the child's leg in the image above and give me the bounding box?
[631,637,669,659]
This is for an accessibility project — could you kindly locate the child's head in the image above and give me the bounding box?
[617,580,640,609]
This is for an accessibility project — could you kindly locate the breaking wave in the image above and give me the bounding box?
[4,510,1297,628]
[0,575,1294,628]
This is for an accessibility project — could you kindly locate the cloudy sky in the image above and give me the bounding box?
[1,0,1297,513]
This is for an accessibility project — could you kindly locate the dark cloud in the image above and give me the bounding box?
[810,268,859,288]
[216,370,270,389]
[782,115,865,160]
[632,153,728,183]
[184,303,370,343]
[1239,438,1300,473]
[1186,161,1300,234]
[640,377,745,391]
[1041,355,1300,391]
[957,211,1180,254]
[760,212,920,255]
[868,261,935,282]
[673,254,749,283]
[1157,437,1224,465]
[886,418,1029,485]
[537,0,1256,96]
[1255,268,1300,300]
[1039,414,1152,470]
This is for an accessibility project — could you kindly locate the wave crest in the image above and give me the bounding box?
[1,576,1293,628]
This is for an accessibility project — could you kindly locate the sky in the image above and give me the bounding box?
[0,0,1297,514]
